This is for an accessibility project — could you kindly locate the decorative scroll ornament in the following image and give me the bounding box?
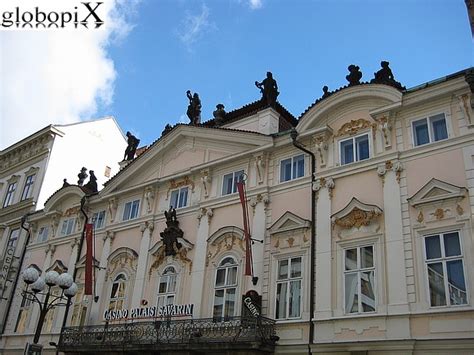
[312,177,335,198]
[377,160,403,184]
[333,207,381,229]
[335,119,372,137]
[197,207,213,224]
[167,176,195,199]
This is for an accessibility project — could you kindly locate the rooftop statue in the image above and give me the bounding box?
[162,124,173,136]
[371,61,404,90]
[124,131,140,161]
[322,85,331,99]
[186,90,202,125]
[62,179,70,188]
[255,71,279,106]
[77,167,88,186]
[83,170,98,194]
[213,103,226,125]
[346,65,362,86]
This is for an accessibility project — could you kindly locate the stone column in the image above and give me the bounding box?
[249,194,269,294]
[377,161,409,313]
[89,231,114,323]
[131,222,154,309]
[313,177,334,319]
[189,208,213,317]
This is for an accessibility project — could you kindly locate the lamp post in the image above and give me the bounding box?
[22,267,78,345]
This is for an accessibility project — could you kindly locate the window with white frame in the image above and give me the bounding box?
[213,256,238,320]
[108,273,128,312]
[280,154,305,182]
[21,174,36,201]
[275,256,302,319]
[339,133,370,165]
[3,182,17,207]
[37,226,49,243]
[92,210,106,230]
[70,285,87,327]
[222,170,244,195]
[14,293,31,333]
[169,187,189,209]
[60,218,76,236]
[344,246,376,314]
[424,231,467,307]
[157,266,177,310]
[123,200,140,221]
[412,113,448,146]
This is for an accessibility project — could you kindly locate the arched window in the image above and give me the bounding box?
[157,266,177,309]
[213,256,238,321]
[108,273,127,312]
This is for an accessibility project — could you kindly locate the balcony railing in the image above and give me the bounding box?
[58,316,278,353]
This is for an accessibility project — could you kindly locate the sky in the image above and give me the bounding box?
[0,0,473,150]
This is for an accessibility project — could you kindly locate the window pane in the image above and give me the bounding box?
[227,266,237,286]
[224,288,236,318]
[425,235,441,259]
[213,289,224,319]
[159,279,167,293]
[345,249,357,270]
[427,262,446,306]
[431,114,447,141]
[123,202,131,220]
[110,283,119,298]
[215,269,225,287]
[222,173,233,195]
[444,232,461,257]
[295,155,304,179]
[289,280,301,318]
[446,260,467,305]
[414,119,429,146]
[361,271,375,312]
[178,188,188,208]
[276,282,287,319]
[278,259,288,279]
[233,170,244,193]
[341,139,354,165]
[131,200,139,218]
[290,257,301,278]
[361,246,374,269]
[169,275,177,293]
[356,135,369,161]
[280,159,291,182]
[345,273,358,313]
[170,190,179,209]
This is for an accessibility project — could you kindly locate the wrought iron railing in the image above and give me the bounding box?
[58,316,277,352]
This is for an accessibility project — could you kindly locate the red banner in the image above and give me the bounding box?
[85,223,94,295]
[237,181,252,276]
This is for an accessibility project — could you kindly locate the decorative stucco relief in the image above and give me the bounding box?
[249,193,270,214]
[166,176,195,200]
[106,248,138,281]
[335,119,373,137]
[312,177,335,199]
[148,238,194,277]
[200,169,212,198]
[206,232,245,267]
[377,159,403,184]
[144,186,156,214]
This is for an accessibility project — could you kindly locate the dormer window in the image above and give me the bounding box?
[340,133,370,165]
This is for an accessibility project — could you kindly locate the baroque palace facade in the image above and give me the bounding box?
[1,65,474,354]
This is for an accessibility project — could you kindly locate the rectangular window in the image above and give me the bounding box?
[280,154,305,182]
[413,113,448,146]
[424,231,467,307]
[123,200,140,221]
[7,229,20,249]
[344,246,376,314]
[37,226,49,243]
[340,134,369,165]
[21,174,35,201]
[275,257,302,319]
[60,218,76,236]
[222,170,244,195]
[92,210,106,230]
[3,182,17,207]
[169,187,189,209]
[14,293,31,333]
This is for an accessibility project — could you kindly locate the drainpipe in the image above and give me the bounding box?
[60,195,88,332]
[0,213,33,336]
[290,128,315,354]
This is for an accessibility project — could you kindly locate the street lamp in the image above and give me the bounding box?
[22,267,78,345]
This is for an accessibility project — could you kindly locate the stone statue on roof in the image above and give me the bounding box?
[124,131,140,161]
[186,90,202,125]
[77,167,88,186]
[255,71,279,106]
[213,103,226,125]
[371,61,404,90]
[83,170,98,194]
[346,65,362,86]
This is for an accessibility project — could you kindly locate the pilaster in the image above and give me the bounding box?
[131,222,154,309]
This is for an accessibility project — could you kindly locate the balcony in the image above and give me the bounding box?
[58,316,278,354]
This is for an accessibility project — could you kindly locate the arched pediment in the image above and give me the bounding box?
[148,238,194,277]
[108,247,138,262]
[207,226,244,245]
[298,84,402,132]
[332,197,382,230]
[43,185,84,213]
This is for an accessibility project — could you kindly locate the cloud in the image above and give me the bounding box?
[177,3,216,51]
[0,0,140,149]
[249,0,263,10]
